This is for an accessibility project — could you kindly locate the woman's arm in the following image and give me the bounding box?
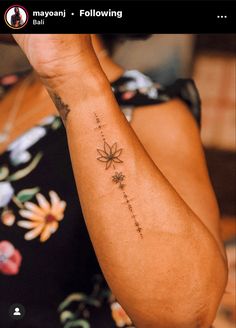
[13,35,227,328]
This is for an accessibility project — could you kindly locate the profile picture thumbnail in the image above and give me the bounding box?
[4,5,29,29]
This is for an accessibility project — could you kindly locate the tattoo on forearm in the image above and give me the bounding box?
[97,142,123,170]
[94,112,143,238]
[51,93,70,124]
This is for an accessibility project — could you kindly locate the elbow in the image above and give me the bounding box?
[133,289,226,328]
[128,237,228,328]
[134,280,227,328]
[114,223,228,328]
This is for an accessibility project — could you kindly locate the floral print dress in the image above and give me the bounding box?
[0,70,201,328]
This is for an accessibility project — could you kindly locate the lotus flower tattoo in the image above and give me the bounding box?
[97,142,123,170]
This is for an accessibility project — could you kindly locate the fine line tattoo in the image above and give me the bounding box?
[51,93,70,124]
[94,112,143,238]
[97,142,123,170]
[112,171,125,189]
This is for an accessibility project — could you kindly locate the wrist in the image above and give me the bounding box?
[44,64,111,123]
[45,64,109,97]
[40,49,102,83]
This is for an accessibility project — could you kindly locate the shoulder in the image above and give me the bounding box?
[113,70,201,126]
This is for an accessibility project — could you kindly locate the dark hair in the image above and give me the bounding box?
[101,34,152,54]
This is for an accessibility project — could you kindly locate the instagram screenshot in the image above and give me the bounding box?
[0,1,235,328]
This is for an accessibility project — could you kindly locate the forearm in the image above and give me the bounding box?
[44,68,227,327]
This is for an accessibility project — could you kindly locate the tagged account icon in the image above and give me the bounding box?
[9,303,25,320]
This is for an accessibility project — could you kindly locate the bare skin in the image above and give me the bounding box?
[0,34,227,327]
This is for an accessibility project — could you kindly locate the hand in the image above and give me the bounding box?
[12,34,99,80]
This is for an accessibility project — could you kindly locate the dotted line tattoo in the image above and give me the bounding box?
[94,112,143,238]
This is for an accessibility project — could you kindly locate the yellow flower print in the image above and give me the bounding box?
[111,301,132,327]
[17,191,66,242]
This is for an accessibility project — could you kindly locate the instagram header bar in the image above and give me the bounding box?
[1,1,235,33]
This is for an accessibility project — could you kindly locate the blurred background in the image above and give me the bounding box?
[0,34,235,327]
[118,34,236,328]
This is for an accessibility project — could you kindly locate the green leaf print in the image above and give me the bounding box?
[58,293,88,312]
[51,117,62,130]
[60,311,76,324]
[58,293,101,313]
[8,152,43,181]
[0,166,9,181]
[64,320,90,328]
[16,187,40,203]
